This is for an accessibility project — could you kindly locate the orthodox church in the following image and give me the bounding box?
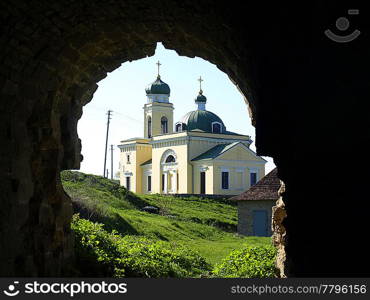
[118,62,266,195]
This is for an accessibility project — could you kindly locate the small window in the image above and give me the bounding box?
[165,155,175,163]
[162,174,165,191]
[147,175,152,192]
[176,123,182,132]
[126,177,131,191]
[147,116,152,138]
[212,122,222,133]
[221,171,229,189]
[250,172,257,186]
[161,116,168,134]
[127,154,130,164]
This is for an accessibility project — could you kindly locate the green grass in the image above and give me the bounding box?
[61,170,271,266]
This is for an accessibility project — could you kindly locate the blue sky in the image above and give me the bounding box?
[77,43,275,177]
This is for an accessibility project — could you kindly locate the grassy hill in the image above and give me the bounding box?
[61,170,271,266]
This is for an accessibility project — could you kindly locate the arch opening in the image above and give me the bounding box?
[0,2,295,278]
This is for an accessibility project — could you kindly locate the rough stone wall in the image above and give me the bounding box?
[237,200,275,236]
[1,1,370,276]
[272,181,287,278]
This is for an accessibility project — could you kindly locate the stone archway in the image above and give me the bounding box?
[1,1,370,277]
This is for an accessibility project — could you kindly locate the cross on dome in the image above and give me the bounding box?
[156,60,161,78]
[198,76,203,94]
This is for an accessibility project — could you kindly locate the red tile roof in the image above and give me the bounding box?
[231,168,280,201]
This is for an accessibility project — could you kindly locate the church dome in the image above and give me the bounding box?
[178,110,225,133]
[195,91,207,103]
[145,76,170,95]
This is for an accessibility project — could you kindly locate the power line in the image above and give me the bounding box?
[103,110,112,177]
[87,104,142,124]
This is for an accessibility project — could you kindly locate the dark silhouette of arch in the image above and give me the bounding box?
[165,155,175,163]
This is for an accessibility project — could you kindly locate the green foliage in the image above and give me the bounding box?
[71,215,211,277]
[61,171,271,277]
[212,245,277,278]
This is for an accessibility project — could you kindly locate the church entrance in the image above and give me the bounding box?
[161,150,178,194]
[200,172,206,194]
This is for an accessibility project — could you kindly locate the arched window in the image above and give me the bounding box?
[175,123,181,132]
[165,155,176,163]
[176,122,186,132]
[147,116,152,138]
[175,123,182,132]
[212,122,222,133]
[161,116,168,134]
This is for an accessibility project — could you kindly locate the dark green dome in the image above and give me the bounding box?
[195,92,207,103]
[145,76,170,95]
[178,110,225,132]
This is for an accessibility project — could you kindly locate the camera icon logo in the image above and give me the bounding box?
[3,281,20,297]
[325,9,360,43]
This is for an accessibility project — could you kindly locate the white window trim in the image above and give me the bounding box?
[160,149,177,164]
[199,166,209,172]
[211,121,223,133]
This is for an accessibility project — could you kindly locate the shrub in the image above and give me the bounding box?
[212,245,277,278]
[71,214,211,277]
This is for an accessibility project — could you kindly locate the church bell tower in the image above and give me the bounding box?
[143,61,174,138]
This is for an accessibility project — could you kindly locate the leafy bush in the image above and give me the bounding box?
[71,214,211,277]
[212,245,277,278]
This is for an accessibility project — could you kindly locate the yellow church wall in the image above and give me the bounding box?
[216,145,265,162]
[119,148,137,192]
[211,144,266,195]
[192,163,214,194]
[188,139,218,160]
[119,142,152,193]
[135,145,152,193]
[189,131,250,141]
[151,132,186,141]
[144,103,174,138]
[151,143,190,194]
[212,161,265,195]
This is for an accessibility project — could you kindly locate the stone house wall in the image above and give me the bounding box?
[237,200,276,236]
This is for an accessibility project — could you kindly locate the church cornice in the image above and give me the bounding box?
[151,136,189,148]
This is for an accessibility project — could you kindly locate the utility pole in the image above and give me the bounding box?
[110,144,114,180]
[103,110,112,178]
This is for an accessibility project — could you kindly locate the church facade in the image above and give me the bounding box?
[118,65,266,195]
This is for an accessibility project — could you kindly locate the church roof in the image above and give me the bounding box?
[145,76,170,95]
[178,109,225,133]
[191,142,240,161]
[231,168,280,201]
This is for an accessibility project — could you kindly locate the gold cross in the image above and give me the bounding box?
[198,76,203,92]
[156,60,161,77]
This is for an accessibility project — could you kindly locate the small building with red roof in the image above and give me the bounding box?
[231,168,280,236]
